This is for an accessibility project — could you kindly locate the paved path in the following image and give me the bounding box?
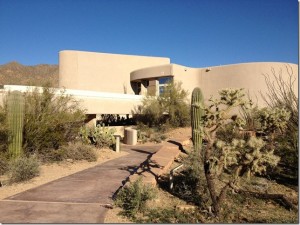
[0,144,161,223]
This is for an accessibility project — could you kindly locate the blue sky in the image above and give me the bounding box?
[0,0,298,67]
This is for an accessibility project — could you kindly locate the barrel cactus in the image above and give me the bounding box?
[191,87,204,151]
[7,91,25,158]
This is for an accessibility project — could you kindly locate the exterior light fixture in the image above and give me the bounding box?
[206,68,211,72]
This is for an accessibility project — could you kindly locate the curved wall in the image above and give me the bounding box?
[199,62,298,106]
[131,62,298,107]
[130,64,173,81]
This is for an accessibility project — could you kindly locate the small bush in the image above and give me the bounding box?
[138,207,203,223]
[115,178,157,219]
[149,133,167,143]
[80,125,116,149]
[0,154,8,175]
[40,148,66,162]
[40,143,97,162]
[170,149,209,208]
[132,81,190,128]
[9,155,40,183]
[0,105,8,154]
[63,142,97,162]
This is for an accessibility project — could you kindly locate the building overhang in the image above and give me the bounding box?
[130,64,175,82]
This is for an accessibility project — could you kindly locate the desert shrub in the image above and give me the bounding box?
[0,154,8,175]
[0,105,8,154]
[0,107,9,175]
[171,149,209,207]
[260,66,298,174]
[8,155,40,183]
[149,133,167,143]
[80,125,116,149]
[133,97,164,127]
[62,142,97,162]
[22,86,86,155]
[136,126,167,144]
[160,81,190,127]
[40,142,97,162]
[137,130,148,144]
[40,148,66,162]
[137,207,203,223]
[133,81,190,128]
[115,178,157,219]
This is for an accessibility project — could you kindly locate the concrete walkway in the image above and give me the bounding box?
[0,144,162,223]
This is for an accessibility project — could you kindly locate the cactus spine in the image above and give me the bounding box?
[7,91,25,158]
[191,87,204,151]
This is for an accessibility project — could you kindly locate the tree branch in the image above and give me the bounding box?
[229,183,298,211]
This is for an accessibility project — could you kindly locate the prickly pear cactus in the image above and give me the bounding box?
[7,91,25,158]
[191,87,204,151]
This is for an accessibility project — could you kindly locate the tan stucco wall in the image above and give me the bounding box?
[0,85,143,115]
[59,50,298,113]
[59,50,170,94]
[132,62,298,107]
[130,64,173,81]
[198,62,299,106]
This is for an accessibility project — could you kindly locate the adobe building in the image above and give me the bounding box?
[59,50,298,117]
[0,50,296,129]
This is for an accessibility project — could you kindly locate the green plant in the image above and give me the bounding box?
[137,130,148,143]
[138,207,203,223]
[191,87,204,151]
[0,105,8,154]
[7,91,25,159]
[160,81,190,127]
[62,142,97,162]
[8,155,40,183]
[22,86,86,154]
[198,88,284,216]
[260,66,298,176]
[149,133,167,143]
[256,107,290,135]
[115,178,157,219]
[132,81,190,128]
[80,124,116,149]
[41,148,66,162]
[0,154,8,175]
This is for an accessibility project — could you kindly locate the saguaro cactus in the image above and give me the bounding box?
[191,87,204,151]
[7,91,25,158]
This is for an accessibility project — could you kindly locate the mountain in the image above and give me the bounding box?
[0,61,59,87]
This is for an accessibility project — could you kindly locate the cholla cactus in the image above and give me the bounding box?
[199,88,283,215]
[256,107,290,134]
[7,91,25,159]
[191,87,204,151]
[219,88,246,106]
[242,136,280,179]
[202,88,247,130]
[214,136,280,180]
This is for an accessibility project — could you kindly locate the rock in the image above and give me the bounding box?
[176,204,196,212]
[66,159,74,163]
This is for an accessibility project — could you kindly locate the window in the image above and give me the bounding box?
[158,77,173,95]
